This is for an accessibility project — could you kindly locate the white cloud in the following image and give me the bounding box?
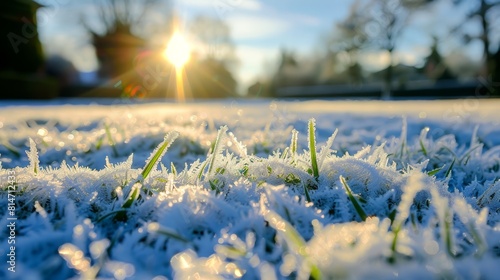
[226,15,290,40]
[236,0,262,11]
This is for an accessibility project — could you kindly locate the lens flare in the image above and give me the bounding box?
[164,32,190,69]
[164,31,191,102]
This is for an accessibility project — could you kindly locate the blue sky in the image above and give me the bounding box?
[173,0,353,88]
[37,0,483,92]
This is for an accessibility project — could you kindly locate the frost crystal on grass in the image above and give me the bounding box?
[0,101,499,279]
[141,131,179,181]
[27,138,39,174]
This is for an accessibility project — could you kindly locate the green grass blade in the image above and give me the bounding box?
[115,183,141,221]
[170,162,177,176]
[228,131,247,157]
[148,223,190,243]
[27,138,39,174]
[209,179,221,194]
[308,119,319,179]
[290,129,298,155]
[389,224,401,263]
[459,144,481,165]
[427,166,444,176]
[280,147,289,159]
[467,222,486,258]
[400,140,406,159]
[445,158,456,178]
[215,245,247,259]
[340,176,368,221]
[96,209,127,223]
[104,123,119,157]
[318,128,338,170]
[419,139,427,156]
[95,135,104,150]
[141,131,179,180]
[198,160,209,180]
[121,183,141,209]
[410,212,418,231]
[208,126,228,175]
[266,211,306,248]
[1,140,20,157]
[309,265,322,280]
[399,117,408,158]
[304,184,312,203]
[265,210,321,280]
[388,209,397,225]
[444,209,455,257]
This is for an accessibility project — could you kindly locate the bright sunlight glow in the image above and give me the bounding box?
[164,32,191,69]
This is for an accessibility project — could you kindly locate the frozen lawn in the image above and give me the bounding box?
[1,99,500,279]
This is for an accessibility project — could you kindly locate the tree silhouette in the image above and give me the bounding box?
[333,0,435,94]
[422,37,454,81]
[81,0,167,79]
[452,0,500,80]
[494,46,500,86]
[1,0,45,74]
[327,0,370,84]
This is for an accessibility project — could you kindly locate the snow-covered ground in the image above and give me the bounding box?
[1,99,499,279]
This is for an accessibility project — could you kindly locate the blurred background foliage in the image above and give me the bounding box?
[0,0,499,99]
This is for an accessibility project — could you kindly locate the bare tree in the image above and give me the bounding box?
[365,0,435,94]
[84,0,163,36]
[452,0,500,80]
[327,0,371,84]
[81,0,169,78]
[335,0,434,94]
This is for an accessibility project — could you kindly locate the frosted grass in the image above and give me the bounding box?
[0,100,499,279]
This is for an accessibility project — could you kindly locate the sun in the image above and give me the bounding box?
[164,31,191,69]
[163,30,191,102]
